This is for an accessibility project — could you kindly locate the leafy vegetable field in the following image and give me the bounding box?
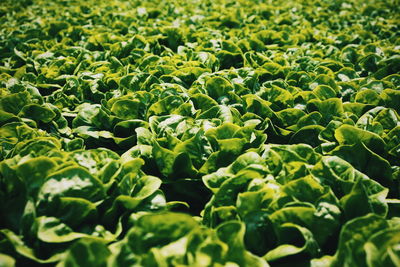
[1,0,400,266]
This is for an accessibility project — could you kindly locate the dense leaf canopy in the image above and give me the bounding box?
[0,0,399,266]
